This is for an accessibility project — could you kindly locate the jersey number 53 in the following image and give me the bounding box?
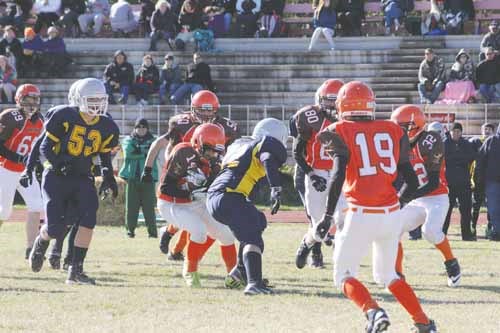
[67,125,102,157]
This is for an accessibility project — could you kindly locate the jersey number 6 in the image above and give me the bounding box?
[355,132,396,176]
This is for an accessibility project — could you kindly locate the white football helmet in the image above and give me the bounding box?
[252,118,288,147]
[73,78,108,116]
[67,79,82,106]
[427,121,447,141]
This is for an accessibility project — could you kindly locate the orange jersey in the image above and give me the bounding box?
[324,119,409,207]
[409,130,448,196]
[0,109,43,172]
[295,106,334,170]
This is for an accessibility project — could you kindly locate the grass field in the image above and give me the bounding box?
[0,222,499,333]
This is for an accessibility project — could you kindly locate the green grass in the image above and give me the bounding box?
[0,222,499,332]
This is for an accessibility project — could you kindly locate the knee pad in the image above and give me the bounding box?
[243,244,262,255]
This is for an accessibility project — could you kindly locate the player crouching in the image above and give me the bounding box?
[156,123,237,288]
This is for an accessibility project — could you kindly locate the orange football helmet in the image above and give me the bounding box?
[317,79,344,117]
[15,84,41,118]
[191,123,226,158]
[390,105,426,142]
[191,90,219,123]
[335,81,376,120]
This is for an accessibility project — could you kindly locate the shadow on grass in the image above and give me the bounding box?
[459,284,500,294]
[0,275,62,282]
[0,287,74,294]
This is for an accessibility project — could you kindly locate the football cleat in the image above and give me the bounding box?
[224,268,246,289]
[29,236,49,273]
[244,282,274,296]
[444,258,461,287]
[295,239,312,269]
[159,229,172,254]
[167,251,184,261]
[366,308,390,333]
[25,248,32,260]
[412,319,437,333]
[183,271,202,288]
[310,252,325,269]
[127,231,135,238]
[66,265,96,285]
[48,254,61,270]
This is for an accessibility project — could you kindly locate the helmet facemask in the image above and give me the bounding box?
[18,95,40,119]
[319,95,337,118]
[79,94,109,116]
[193,104,216,123]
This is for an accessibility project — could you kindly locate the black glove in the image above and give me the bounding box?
[314,214,333,242]
[141,166,153,183]
[270,186,281,215]
[310,173,327,192]
[99,168,118,199]
[19,169,33,188]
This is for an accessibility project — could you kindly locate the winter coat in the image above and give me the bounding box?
[119,133,158,181]
[444,0,474,19]
[61,0,86,14]
[151,8,177,33]
[22,35,44,52]
[313,5,337,29]
[104,50,135,86]
[474,125,500,185]
[160,63,182,86]
[139,0,155,24]
[444,136,475,187]
[0,37,23,60]
[179,5,203,30]
[193,28,214,51]
[185,61,214,91]
[0,65,17,85]
[135,63,160,89]
[480,31,500,54]
[476,58,500,85]
[449,48,475,81]
[43,37,66,54]
[418,56,445,84]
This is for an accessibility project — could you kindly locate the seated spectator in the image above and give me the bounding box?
[32,0,61,33]
[337,0,364,37]
[22,27,44,77]
[0,26,23,72]
[179,0,203,32]
[193,16,215,51]
[476,47,500,103]
[443,0,474,35]
[437,49,476,104]
[149,0,177,51]
[479,20,500,61]
[171,52,215,104]
[59,0,86,37]
[0,55,17,103]
[421,0,447,36]
[417,48,445,104]
[233,0,261,37]
[78,0,110,36]
[159,53,182,104]
[207,0,235,36]
[381,0,412,35]
[133,54,159,106]
[308,0,337,51]
[104,50,134,104]
[110,0,138,36]
[13,0,34,32]
[42,26,72,77]
[0,1,15,27]
[139,0,155,37]
[258,0,284,37]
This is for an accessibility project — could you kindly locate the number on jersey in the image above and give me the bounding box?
[67,125,102,157]
[16,136,34,156]
[355,132,397,176]
[305,110,319,124]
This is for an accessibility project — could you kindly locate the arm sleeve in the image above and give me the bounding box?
[99,151,113,177]
[260,138,288,188]
[122,138,143,160]
[473,140,487,188]
[293,137,313,175]
[25,132,44,171]
[418,62,426,84]
[39,133,60,166]
[325,154,348,216]
[398,134,418,202]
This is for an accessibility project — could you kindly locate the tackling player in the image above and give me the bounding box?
[207,118,288,295]
[0,84,44,259]
[156,123,237,287]
[317,82,436,332]
[29,78,120,285]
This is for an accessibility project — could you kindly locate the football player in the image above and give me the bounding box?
[29,78,120,285]
[293,79,346,269]
[391,105,461,288]
[317,82,436,332]
[142,90,238,260]
[156,123,237,287]
[0,84,44,259]
[207,118,288,295]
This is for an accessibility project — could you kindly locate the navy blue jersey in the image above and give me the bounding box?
[208,136,287,198]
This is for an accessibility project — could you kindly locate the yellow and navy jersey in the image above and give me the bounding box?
[208,136,287,198]
[43,106,120,175]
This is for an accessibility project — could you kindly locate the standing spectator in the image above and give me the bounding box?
[78,0,110,36]
[110,0,138,36]
[479,20,500,61]
[159,53,182,104]
[476,47,500,103]
[179,0,203,31]
[59,0,86,37]
[234,0,261,37]
[443,122,476,241]
[337,0,365,36]
[258,0,284,37]
[22,27,44,77]
[437,49,476,104]
[139,0,155,37]
[308,0,337,51]
[0,26,23,72]
[474,123,500,241]
[42,26,71,77]
[469,123,495,239]
[104,50,134,105]
[32,0,61,33]
[417,48,445,104]
[171,52,215,104]
[443,0,474,35]
[119,118,158,239]
[149,0,177,51]
[0,55,17,103]
[133,54,159,106]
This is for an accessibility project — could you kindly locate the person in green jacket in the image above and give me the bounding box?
[119,118,159,238]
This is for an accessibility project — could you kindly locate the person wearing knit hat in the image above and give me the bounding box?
[22,28,44,77]
[119,117,159,238]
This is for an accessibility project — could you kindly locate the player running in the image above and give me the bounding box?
[317,81,437,332]
[391,105,461,288]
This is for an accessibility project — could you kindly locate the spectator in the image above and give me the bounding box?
[78,0,110,36]
[14,0,34,32]
[479,20,500,61]
[0,26,23,72]
[139,0,155,37]
[437,49,476,104]
[104,50,134,105]
[474,123,500,241]
[208,0,236,36]
[133,54,159,106]
[22,27,44,77]
[443,122,476,241]
[234,0,261,37]
[0,1,15,27]
[42,26,72,77]
[469,122,495,239]
[381,0,412,35]
[32,0,61,33]
[258,0,284,37]
[119,118,158,239]
[59,0,86,37]
[159,53,182,104]
[0,55,17,103]
[193,16,215,51]
[170,52,215,104]
[149,0,177,51]
[443,0,474,35]
[421,0,447,36]
[179,0,203,32]
[417,48,445,104]
[308,0,337,51]
[337,0,364,36]
[476,47,500,103]
[110,0,138,36]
